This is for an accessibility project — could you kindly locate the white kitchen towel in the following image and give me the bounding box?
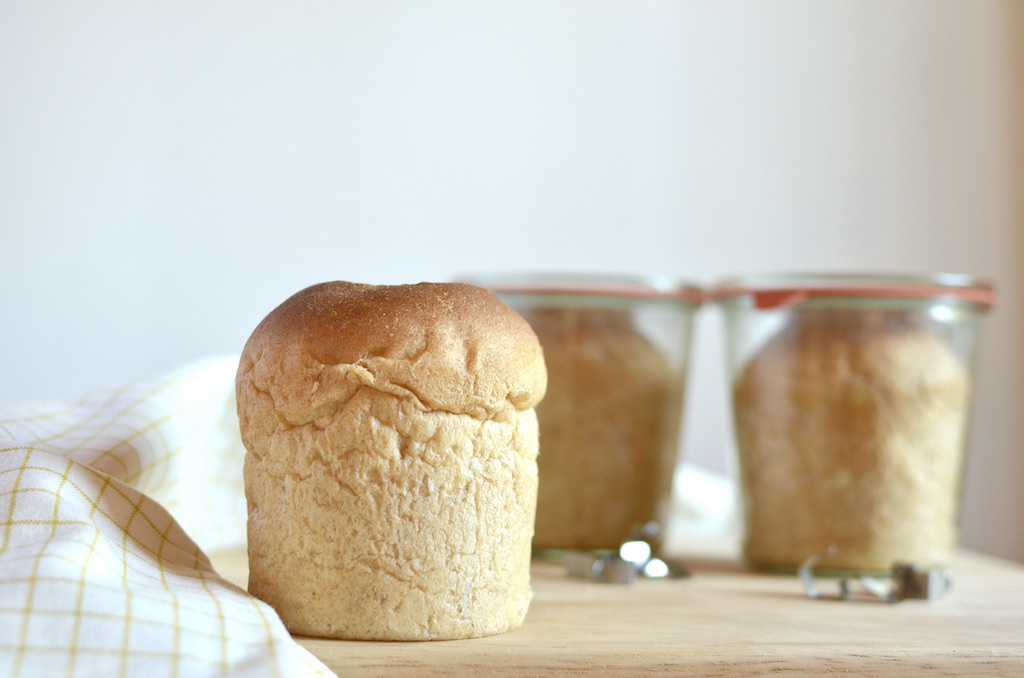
[0,356,334,678]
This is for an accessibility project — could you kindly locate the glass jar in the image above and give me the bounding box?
[711,273,995,573]
[464,273,703,551]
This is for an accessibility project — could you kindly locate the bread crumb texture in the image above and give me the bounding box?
[236,282,546,640]
[733,309,970,572]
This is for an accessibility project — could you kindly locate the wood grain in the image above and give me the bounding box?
[210,549,1024,676]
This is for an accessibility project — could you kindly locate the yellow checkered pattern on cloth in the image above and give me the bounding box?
[0,357,334,678]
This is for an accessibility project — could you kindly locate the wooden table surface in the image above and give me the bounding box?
[211,548,1024,677]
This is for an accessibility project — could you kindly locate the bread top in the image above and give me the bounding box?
[237,281,547,434]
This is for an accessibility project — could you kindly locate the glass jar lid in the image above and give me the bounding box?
[709,272,995,310]
[462,272,705,306]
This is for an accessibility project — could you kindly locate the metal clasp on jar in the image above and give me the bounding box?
[798,545,953,603]
[564,522,691,584]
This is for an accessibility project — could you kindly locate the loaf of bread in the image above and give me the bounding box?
[235,281,547,640]
[523,307,678,550]
[733,309,970,572]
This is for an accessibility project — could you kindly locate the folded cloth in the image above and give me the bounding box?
[0,357,334,678]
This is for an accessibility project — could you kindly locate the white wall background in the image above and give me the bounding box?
[2,1,1022,561]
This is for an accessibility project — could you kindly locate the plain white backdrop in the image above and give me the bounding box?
[2,1,1022,561]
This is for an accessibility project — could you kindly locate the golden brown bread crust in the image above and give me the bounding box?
[236,281,546,640]
[238,281,546,430]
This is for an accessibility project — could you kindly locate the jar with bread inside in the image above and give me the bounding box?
[713,273,994,575]
[464,273,702,554]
